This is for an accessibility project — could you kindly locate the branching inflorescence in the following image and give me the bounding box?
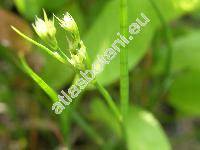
[12,10,150,123]
[11,10,121,121]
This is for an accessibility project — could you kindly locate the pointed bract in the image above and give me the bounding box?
[32,10,57,49]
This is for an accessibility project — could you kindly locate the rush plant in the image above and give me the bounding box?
[12,8,124,146]
[10,0,175,149]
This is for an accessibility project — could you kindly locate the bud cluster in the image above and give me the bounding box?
[68,41,86,70]
[32,10,86,70]
[33,10,57,49]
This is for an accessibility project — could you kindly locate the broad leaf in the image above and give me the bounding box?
[89,99,121,137]
[90,99,171,150]
[14,0,42,20]
[169,30,200,116]
[125,107,171,150]
[84,0,200,86]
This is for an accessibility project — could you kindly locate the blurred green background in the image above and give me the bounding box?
[0,0,200,149]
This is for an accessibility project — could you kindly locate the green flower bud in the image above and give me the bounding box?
[57,12,79,34]
[68,41,86,70]
[54,13,87,70]
[32,10,58,49]
[54,13,80,54]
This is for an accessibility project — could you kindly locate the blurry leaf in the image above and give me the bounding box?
[84,0,200,86]
[0,84,12,102]
[0,9,32,55]
[14,0,70,20]
[14,0,42,21]
[0,0,13,9]
[39,49,74,90]
[42,0,68,10]
[89,98,121,137]
[169,31,200,116]
[90,101,171,149]
[79,0,110,26]
[125,107,171,150]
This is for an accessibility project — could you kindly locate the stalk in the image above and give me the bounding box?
[12,26,66,64]
[120,0,129,118]
[84,51,122,122]
[149,0,173,80]
[19,55,58,102]
[94,81,122,122]
[72,111,104,145]
[148,0,173,108]
[19,55,104,145]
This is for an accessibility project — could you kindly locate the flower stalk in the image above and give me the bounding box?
[19,55,104,146]
[94,80,122,122]
[148,0,173,108]
[120,0,129,118]
[12,9,122,132]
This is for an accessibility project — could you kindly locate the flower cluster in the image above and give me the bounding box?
[32,10,57,49]
[32,10,86,70]
[68,41,86,70]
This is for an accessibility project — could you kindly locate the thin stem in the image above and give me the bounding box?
[19,55,103,145]
[19,55,58,102]
[120,0,129,118]
[57,47,71,62]
[94,81,122,122]
[149,0,173,78]
[148,0,173,108]
[72,111,104,145]
[84,51,122,121]
[11,26,66,64]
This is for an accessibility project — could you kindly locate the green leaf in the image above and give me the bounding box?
[169,30,200,116]
[90,99,171,149]
[39,49,74,90]
[84,0,200,86]
[125,107,171,150]
[14,0,42,20]
[19,56,58,102]
[42,0,68,10]
[89,99,171,150]
[89,98,121,137]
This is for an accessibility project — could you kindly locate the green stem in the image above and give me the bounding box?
[148,0,173,108]
[119,1,129,147]
[57,47,70,62]
[120,0,129,118]
[11,26,66,64]
[149,0,173,78]
[94,81,122,122]
[84,51,121,122]
[19,55,103,145]
[72,111,104,145]
[19,55,58,102]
